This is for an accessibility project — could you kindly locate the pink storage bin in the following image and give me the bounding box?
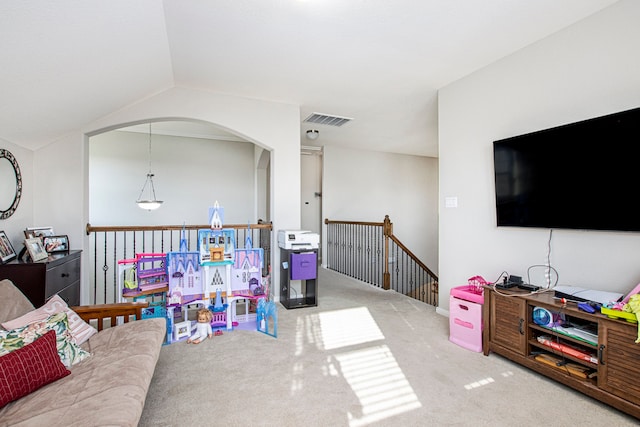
[449,285,483,352]
[450,285,484,304]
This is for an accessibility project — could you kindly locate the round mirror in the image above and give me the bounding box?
[0,149,22,219]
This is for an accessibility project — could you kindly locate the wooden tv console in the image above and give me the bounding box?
[483,287,640,419]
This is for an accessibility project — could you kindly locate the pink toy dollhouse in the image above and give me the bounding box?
[167,251,202,306]
[161,202,275,343]
[231,233,264,292]
[117,253,168,301]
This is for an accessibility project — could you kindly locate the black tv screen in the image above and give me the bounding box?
[493,106,640,232]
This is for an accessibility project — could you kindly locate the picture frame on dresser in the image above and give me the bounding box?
[25,237,48,262]
[43,235,69,253]
[0,230,17,264]
[0,249,82,307]
[24,226,54,240]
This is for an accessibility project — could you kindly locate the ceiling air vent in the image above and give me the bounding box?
[303,112,353,127]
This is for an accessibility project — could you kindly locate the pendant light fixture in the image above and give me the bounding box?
[136,123,163,211]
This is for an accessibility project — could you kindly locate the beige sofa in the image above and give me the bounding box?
[0,279,166,427]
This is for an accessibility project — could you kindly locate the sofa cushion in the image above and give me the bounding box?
[0,317,166,427]
[2,295,98,345]
[0,279,35,325]
[0,312,90,368]
[0,330,70,408]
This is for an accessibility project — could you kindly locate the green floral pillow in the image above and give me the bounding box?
[0,311,90,368]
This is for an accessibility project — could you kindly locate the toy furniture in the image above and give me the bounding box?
[135,253,168,293]
[163,204,270,339]
[165,250,204,343]
[231,233,264,292]
[256,298,277,338]
[119,253,168,302]
[210,311,227,329]
[117,258,138,303]
[118,254,168,343]
[166,251,202,306]
[0,278,166,425]
[173,320,193,341]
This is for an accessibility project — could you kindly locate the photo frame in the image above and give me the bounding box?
[0,230,17,264]
[43,235,69,253]
[24,226,54,240]
[25,237,48,262]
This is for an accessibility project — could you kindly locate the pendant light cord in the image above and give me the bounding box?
[147,123,153,175]
[136,123,160,202]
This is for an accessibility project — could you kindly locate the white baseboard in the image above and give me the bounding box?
[436,307,449,317]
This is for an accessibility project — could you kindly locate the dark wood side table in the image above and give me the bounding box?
[0,250,81,307]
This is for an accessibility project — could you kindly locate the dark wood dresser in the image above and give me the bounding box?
[0,250,81,307]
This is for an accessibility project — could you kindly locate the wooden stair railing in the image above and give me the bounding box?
[325,215,438,306]
[85,222,272,305]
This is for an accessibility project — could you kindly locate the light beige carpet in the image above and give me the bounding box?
[139,268,637,426]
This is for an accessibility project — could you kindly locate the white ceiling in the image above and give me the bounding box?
[0,0,619,157]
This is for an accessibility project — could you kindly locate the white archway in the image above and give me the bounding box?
[33,87,301,303]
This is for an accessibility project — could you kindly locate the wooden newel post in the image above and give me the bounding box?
[383,215,392,290]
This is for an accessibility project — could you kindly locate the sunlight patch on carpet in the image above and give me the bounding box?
[335,345,422,426]
[316,307,385,351]
[463,376,495,390]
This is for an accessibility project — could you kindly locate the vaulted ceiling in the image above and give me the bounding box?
[0,0,619,156]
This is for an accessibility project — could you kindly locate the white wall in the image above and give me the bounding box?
[255,147,270,222]
[322,145,439,273]
[438,0,640,311]
[0,139,34,251]
[89,130,256,225]
[31,132,87,259]
[31,87,300,302]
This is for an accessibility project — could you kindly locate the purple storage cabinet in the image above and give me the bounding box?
[290,252,317,280]
[280,248,318,309]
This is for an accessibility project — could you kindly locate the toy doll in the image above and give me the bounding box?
[187,308,213,344]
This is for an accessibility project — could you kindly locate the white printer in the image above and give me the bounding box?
[277,230,319,250]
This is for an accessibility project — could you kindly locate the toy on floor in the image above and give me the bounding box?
[210,310,227,329]
[187,308,213,344]
[161,202,271,342]
[257,298,277,338]
[173,320,192,342]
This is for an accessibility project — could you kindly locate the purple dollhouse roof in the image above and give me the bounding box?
[234,248,263,269]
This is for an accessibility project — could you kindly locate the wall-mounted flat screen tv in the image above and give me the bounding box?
[493,106,640,232]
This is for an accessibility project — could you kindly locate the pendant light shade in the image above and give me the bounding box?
[136,124,163,211]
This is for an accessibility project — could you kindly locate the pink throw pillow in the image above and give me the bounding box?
[0,330,71,408]
[1,295,97,345]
